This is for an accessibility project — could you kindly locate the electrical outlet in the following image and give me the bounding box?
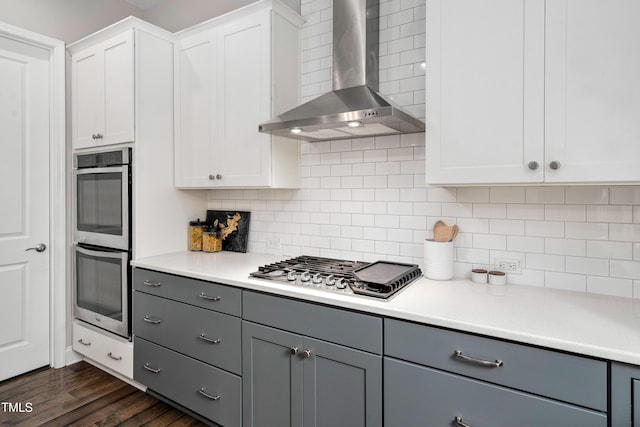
[495,258,522,274]
[266,237,282,252]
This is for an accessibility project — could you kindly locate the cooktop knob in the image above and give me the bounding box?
[312,273,323,284]
[325,274,336,286]
[287,271,297,281]
[300,271,311,282]
[335,278,347,289]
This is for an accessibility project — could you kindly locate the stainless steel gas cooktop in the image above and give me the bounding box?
[249,255,421,299]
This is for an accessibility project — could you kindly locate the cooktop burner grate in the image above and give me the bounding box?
[249,255,421,299]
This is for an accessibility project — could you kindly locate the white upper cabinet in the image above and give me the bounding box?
[71,31,134,149]
[174,0,304,188]
[426,0,640,185]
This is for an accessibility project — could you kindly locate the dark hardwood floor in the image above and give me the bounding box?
[0,361,209,426]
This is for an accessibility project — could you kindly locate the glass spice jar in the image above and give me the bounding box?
[188,219,206,251]
[202,228,222,253]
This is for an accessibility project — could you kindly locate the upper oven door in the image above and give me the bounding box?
[74,164,130,250]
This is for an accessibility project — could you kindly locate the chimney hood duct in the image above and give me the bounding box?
[258,0,425,142]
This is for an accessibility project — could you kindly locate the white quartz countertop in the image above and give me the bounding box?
[132,251,640,365]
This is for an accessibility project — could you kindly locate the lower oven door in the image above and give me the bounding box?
[73,243,130,339]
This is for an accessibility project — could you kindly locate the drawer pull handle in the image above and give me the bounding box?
[454,350,503,368]
[198,388,221,401]
[198,334,221,344]
[454,416,472,427]
[77,338,91,346]
[143,316,162,324]
[143,363,162,374]
[107,352,122,361]
[143,279,162,287]
[198,292,221,301]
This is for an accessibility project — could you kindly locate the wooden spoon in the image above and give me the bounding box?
[449,224,459,241]
[433,221,452,242]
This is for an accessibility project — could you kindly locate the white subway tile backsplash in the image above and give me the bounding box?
[587,241,633,260]
[565,256,609,276]
[526,187,565,204]
[565,187,609,205]
[610,224,640,242]
[205,0,640,297]
[507,204,545,220]
[545,272,586,292]
[545,205,586,222]
[545,238,585,256]
[611,187,640,204]
[586,205,633,223]
[587,276,633,298]
[525,220,564,238]
[526,253,565,272]
[490,187,526,204]
[564,222,609,240]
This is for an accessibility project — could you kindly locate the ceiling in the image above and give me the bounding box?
[122,0,168,10]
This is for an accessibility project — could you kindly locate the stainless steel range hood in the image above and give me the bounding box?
[258,0,425,142]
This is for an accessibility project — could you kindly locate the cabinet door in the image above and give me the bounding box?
[174,31,217,188]
[303,337,382,427]
[72,46,102,149]
[243,321,304,427]
[216,12,272,187]
[425,0,545,184]
[101,31,134,146]
[545,0,640,183]
[71,31,134,149]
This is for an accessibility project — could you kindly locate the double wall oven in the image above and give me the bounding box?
[73,148,132,339]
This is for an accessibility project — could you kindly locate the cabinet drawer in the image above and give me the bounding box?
[384,358,606,427]
[134,268,241,317]
[72,321,133,379]
[134,292,241,375]
[243,291,382,354]
[134,337,241,427]
[384,319,607,411]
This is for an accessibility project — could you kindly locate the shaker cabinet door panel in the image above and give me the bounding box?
[242,321,304,427]
[72,49,102,149]
[174,33,217,188]
[102,32,134,146]
[544,0,640,183]
[303,337,382,427]
[425,0,545,184]
[216,14,272,187]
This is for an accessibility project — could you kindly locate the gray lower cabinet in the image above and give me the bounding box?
[133,268,242,426]
[384,358,606,427]
[384,319,608,427]
[610,362,640,426]
[135,337,241,426]
[242,291,383,427]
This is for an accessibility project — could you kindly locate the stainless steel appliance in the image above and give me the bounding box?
[258,0,425,141]
[73,244,130,338]
[72,148,132,339]
[73,148,130,250]
[250,255,421,299]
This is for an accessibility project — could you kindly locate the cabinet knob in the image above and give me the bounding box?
[290,347,298,356]
[302,349,312,359]
[549,160,561,170]
[216,174,222,180]
[209,174,215,180]
[527,161,539,171]
[92,133,104,140]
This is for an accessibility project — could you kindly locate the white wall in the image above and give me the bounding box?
[209,0,640,298]
[0,0,140,42]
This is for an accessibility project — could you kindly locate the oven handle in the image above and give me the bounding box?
[74,165,128,175]
[74,244,128,261]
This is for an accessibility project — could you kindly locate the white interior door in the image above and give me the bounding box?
[0,33,51,381]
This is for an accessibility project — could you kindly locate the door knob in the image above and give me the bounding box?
[25,243,46,252]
